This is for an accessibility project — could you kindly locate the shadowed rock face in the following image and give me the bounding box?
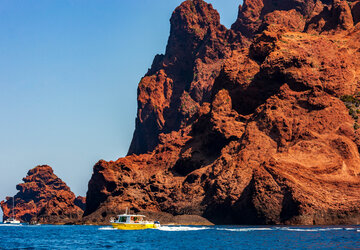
[84,0,360,225]
[1,165,85,224]
[231,0,321,38]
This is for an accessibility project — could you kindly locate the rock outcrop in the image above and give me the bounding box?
[84,0,360,225]
[1,165,85,224]
[127,0,243,155]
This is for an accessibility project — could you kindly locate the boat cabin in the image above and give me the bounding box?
[116,214,146,224]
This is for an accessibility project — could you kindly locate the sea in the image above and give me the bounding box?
[0,224,359,249]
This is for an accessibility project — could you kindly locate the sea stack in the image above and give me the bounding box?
[83,0,360,225]
[1,165,85,224]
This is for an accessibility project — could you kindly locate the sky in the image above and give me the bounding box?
[0,0,241,219]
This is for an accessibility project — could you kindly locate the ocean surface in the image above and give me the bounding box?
[0,224,359,249]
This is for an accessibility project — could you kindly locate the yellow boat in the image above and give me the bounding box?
[111,212,160,230]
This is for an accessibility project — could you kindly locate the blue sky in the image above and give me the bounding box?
[0,0,241,218]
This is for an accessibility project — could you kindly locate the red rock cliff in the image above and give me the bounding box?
[128,0,243,155]
[84,0,360,225]
[1,165,85,224]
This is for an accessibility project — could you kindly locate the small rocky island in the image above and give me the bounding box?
[1,165,85,224]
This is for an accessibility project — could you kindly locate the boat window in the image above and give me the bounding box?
[119,216,127,223]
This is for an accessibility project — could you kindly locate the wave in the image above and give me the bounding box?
[98,227,117,231]
[278,227,356,232]
[158,226,210,232]
[281,228,340,232]
[217,228,272,232]
[0,224,24,227]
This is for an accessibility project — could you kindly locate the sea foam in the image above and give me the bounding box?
[158,226,210,231]
[217,228,272,232]
[98,227,117,231]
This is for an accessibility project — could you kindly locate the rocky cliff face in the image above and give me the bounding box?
[1,165,85,224]
[128,0,243,155]
[85,0,360,225]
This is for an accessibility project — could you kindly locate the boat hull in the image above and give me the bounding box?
[111,223,158,230]
[4,219,21,224]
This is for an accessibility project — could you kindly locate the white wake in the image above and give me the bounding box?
[217,228,272,232]
[98,227,117,231]
[277,227,350,232]
[0,224,24,227]
[158,226,210,231]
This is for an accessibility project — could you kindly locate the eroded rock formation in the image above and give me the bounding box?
[1,165,85,224]
[85,0,360,225]
[128,0,244,155]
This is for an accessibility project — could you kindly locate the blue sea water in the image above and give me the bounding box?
[0,224,359,249]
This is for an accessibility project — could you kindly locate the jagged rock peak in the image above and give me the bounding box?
[127,0,233,156]
[22,165,69,189]
[166,0,225,57]
[173,0,221,26]
[27,164,53,175]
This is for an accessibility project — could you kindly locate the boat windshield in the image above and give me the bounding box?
[118,216,127,223]
[116,215,145,223]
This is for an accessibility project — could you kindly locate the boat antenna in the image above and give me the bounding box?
[12,197,15,219]
[125,207,128,215]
